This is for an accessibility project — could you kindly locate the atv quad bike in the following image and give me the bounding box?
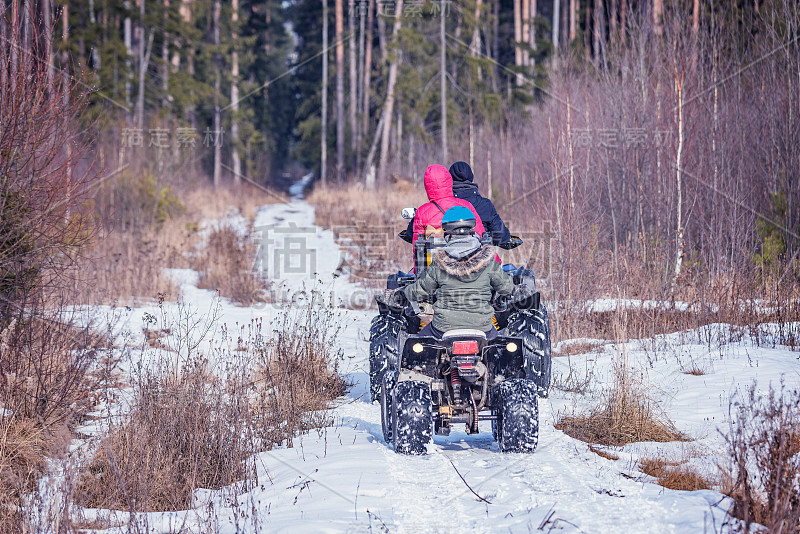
[368,208,552,454]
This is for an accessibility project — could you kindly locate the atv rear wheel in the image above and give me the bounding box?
[493,379,539,453]
[391,380,433,455]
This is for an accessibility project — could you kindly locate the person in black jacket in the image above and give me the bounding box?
[403,161,512,248]
[448,161,511,247]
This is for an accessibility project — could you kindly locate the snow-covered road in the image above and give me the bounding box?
[84,199,800,533]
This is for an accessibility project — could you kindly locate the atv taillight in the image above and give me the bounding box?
[452,340,479,354]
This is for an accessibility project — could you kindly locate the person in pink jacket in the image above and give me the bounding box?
[410,164,488,268]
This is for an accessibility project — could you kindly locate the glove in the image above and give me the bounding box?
[511,285,534,303]
[511,285,539,310]
[379,288,407,308]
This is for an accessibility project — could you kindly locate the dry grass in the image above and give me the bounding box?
[555,340,606,357]
[682,364,707,376]
[74,223,187,305]
[78,356,252,511]
[75,183,279,306]
[588,444,619,461]
[79,301,347,513]
[307,182,426,283]
[250,304,349,448]
[192,225,267,306]
[556,346,687,447]
[182,183,283,223]
[638,457,711,492]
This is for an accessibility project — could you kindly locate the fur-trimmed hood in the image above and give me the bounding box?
[433,245,496,277]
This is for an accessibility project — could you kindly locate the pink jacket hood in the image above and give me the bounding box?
[410,164,498,270]
[424,164,454,202]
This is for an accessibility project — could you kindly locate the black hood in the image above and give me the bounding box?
[448,161,474,183]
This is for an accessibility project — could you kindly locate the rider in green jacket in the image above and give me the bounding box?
[398,206,529,339]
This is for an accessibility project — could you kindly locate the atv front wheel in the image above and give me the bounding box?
[391,380,433,455]
[493,379,539,453]
[369,314,406,401]
[380,370,398,443]
[506,307,552,397]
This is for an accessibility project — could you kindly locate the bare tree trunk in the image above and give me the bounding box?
[0,6,7,91]
[136,0,147,127]
[593,0,602,65]
[377,0,403,185]
[584,0,590,62]
[62,5,72,189]
[348,0,357,170]
[514,0,522,82]
[364,113,384,188]
[42,0,54,94]
[530,0,537,66]
[566,87,575,211]
[231,0,241,183]
[377,6,386,64]
[124,2,132,113]
[674,73,685,278]
[521,0,529,67]
[335,0,345,180]
[493,0,499,90]
[487,154,492,200]
[360,0,374,179]
[162,0,169,106]
[653,0,663,36]
[264,0,271,102]
[440,0,447,161]
[321,0,328,185]
[610,0,618,40]
[356,0,365,171]
[471,0,483,78]
[212,0,221,188]
[22,0,30,51]
[395,109,402,164]
[569,0,576,43]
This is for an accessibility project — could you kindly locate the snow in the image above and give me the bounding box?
[72,197,800,533]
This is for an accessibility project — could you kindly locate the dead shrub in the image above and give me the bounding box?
[193,225,266,306]
[682,364,707,376]
[249,302,349,448]
[723,382,800,532]
[552,357,595,394]
[79,300,347,512]
[638,457,710,492]
[74,225,185,305]
[0,310,109,427]
[78,180,280,306]
[0,304,110,530]
[307,182,426,284]
[588,444,619,461]
[556,357,687,446]
[78,355,252,512]
[555,340,605,357]
[0,417,46,521]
